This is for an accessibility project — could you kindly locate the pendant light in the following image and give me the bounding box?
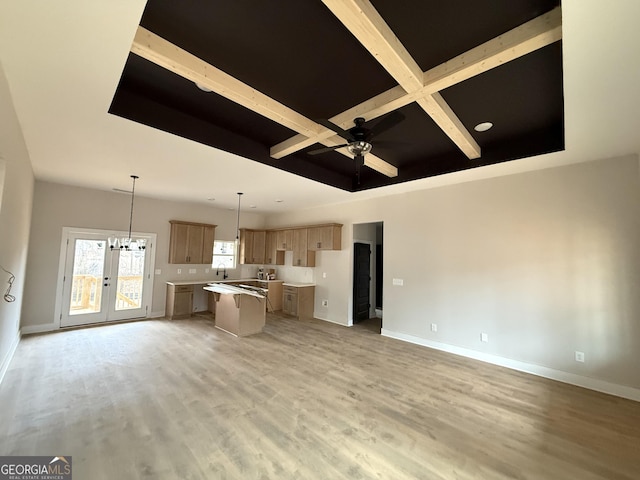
[108,175,145,251]
[235,192,243,259]
[235,192,243,241]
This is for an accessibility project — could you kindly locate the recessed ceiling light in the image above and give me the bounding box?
[207,197,215,201]
[474,122,493,132]
[195,82,213,93]
[275,199,283,203]
[250,205,257,209]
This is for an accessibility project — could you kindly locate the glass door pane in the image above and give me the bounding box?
[114,249,145,311]
[69,239,106,316]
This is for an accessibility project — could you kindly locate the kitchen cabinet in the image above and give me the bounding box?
[257,280,284,312]
[307,224,342,250]
[276,229,294,251]
[252,230,266,264]
[166,284,193,319]
[239,229,266,264]
[283,284,315,319]
[292,228,315,267]
[265,231,284,265]
[169,220,216,264]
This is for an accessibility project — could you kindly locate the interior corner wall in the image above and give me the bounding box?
[0,61,34,380]
[22,181,266,330]
[266,154,640,392]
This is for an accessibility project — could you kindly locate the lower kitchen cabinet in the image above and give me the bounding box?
[257,280,284,312]
[166,284,193,319]
[282,284,315,319]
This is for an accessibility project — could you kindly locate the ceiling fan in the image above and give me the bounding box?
[308,111,404,183]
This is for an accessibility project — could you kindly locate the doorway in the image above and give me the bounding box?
[352,222,383,328]
[58,228,155,327]
[353,242,371,323]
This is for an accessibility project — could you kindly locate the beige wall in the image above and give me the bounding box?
[0,62,34,378]
[267,155,640,391]
[22,182,265,328]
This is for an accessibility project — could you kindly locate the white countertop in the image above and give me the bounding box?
[282,282,316,287]
[203,283,266,298]
[167,278,283,286]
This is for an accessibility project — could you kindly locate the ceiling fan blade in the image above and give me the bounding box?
[307,143,349,155]
[316,119,355,142]
[368,111,405,138]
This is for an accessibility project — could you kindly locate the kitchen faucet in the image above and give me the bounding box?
[216,264,228,280]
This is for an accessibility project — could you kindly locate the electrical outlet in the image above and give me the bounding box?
[189,268,196,274]
[205,268,210,273]
[322,299,328,307]
[155,269,161,275]
[392,278,404,286]
[322,272,327,278]
[431,323,437,332]
[575,351,585,363]
[481,333,489,342]
[177,268,182,274]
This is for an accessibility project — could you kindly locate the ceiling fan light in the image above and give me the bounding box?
[347,141,372,156]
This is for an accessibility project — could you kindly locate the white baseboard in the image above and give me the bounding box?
[313,315,349,327]
[21,323,57,335]
[0,329,21,386]
[381,328,640,403]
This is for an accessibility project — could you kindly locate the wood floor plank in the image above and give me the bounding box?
[0,314,639,479]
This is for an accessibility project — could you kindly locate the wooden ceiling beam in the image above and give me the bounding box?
[270,6,562,160]
[417,94,480,159]
[131,26,399,177]
[132,27,324,138]
[421,7,562,93]
[321,0,424,93]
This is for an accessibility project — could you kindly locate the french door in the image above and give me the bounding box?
[59,229,155,327]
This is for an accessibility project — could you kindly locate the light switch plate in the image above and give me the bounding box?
[177,268,182,274]
[392,278,404,286]
[155,269,161,275]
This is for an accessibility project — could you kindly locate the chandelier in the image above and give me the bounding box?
[108,175,146,251]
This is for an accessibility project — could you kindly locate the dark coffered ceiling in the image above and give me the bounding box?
[110,0,563,192]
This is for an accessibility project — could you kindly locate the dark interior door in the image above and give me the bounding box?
[353,242,371,323]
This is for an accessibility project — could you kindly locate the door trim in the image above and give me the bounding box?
[54,227,157,329]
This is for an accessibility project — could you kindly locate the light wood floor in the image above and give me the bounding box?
[1,314,639,479]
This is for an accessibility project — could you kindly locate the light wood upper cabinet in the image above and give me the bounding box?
[202,226,215,265]
[276,229,294,251]
[239,229,266,264]
[252,230,266,264]
[265,231,285,265]
[169,221,216,264]
[307,224,342,251]
[292,228,315,267]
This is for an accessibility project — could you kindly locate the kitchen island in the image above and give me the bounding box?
[203,283,267,337]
